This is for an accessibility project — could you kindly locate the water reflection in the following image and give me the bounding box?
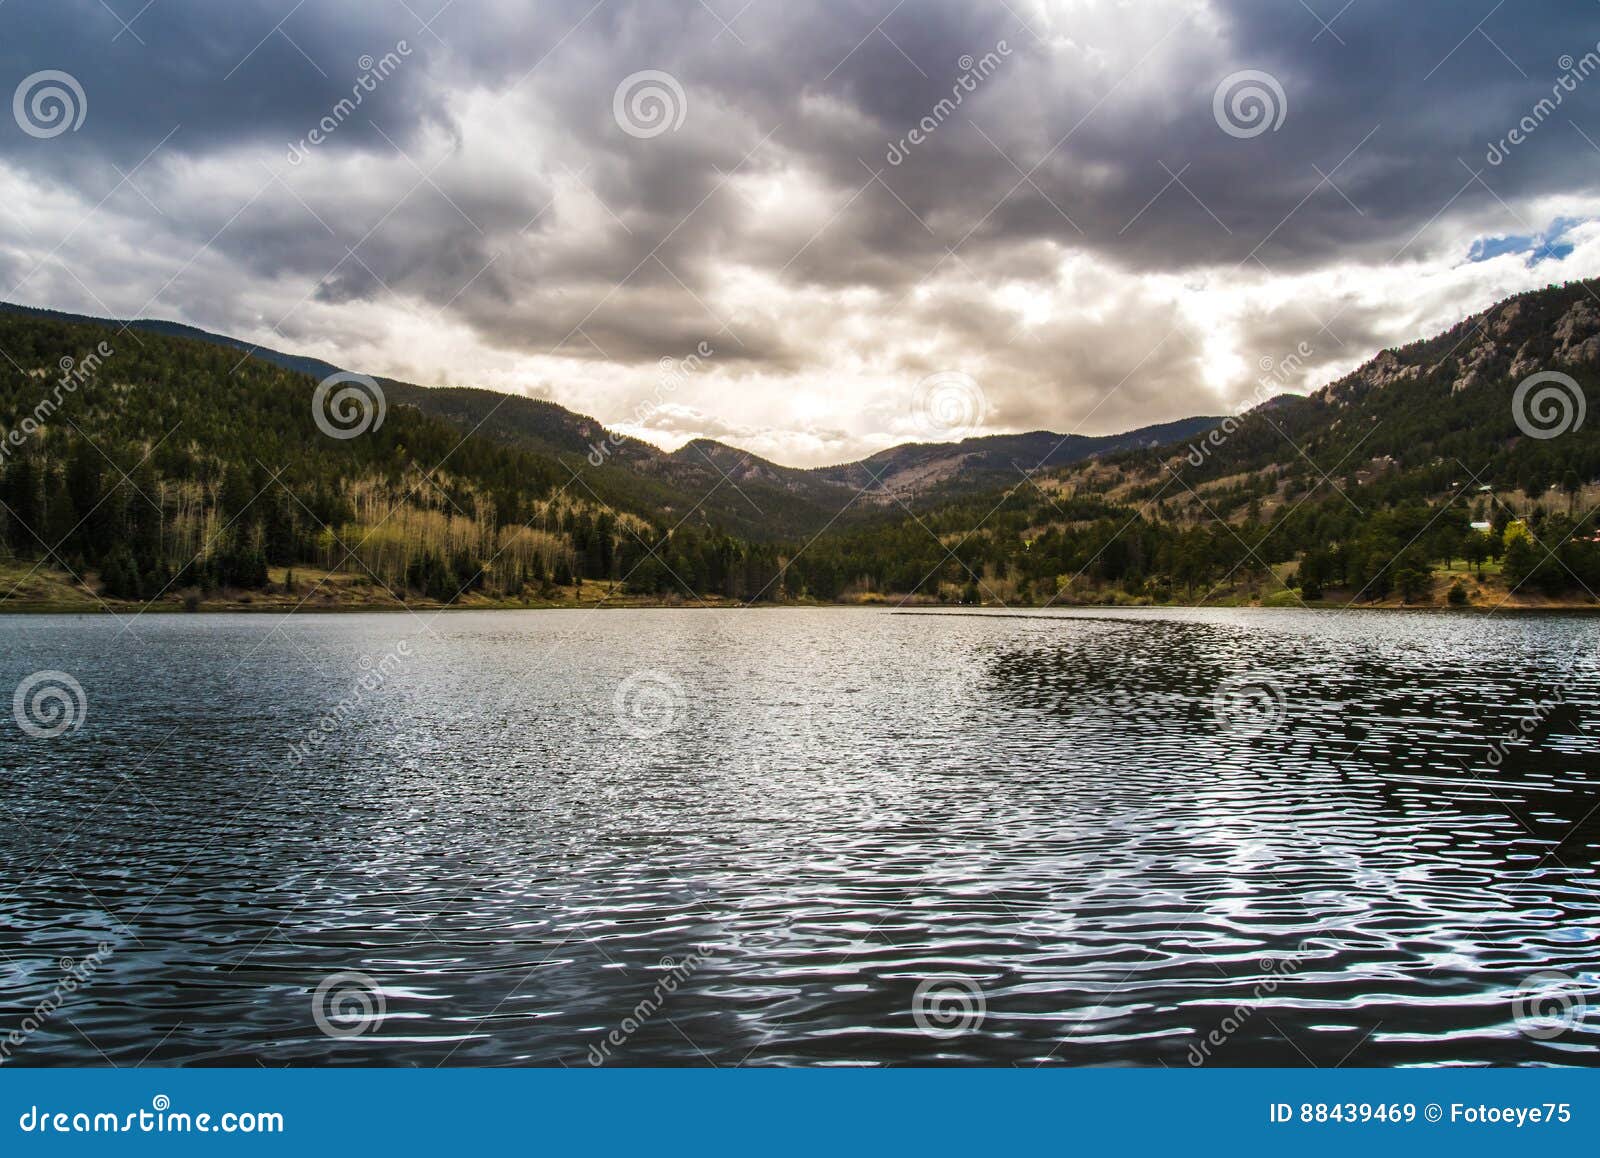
[0,607,1597,1066]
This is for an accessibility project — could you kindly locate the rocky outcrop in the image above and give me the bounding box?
[1451,340,1499,394]
[1488,299,1525,339]
[1509,340,1542,381]
[1553,299,1600,366]
[1364,349,1421,390]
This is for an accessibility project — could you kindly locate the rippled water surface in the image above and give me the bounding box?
[2,607,1599,1066]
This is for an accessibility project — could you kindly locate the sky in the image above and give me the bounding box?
[4,0,1600,467]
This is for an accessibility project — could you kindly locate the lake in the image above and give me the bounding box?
[1,606,1597,1066]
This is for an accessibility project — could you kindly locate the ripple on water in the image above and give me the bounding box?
[0,606,1597,1066]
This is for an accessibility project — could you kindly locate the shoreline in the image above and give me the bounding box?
[2,562,1592,616]
[1,596,1596,615]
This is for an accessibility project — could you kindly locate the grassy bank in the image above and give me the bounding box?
[0,560,1592,615]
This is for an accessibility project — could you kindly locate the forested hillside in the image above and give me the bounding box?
[2,280,1597,611]
[0,312,785,606]
[770,280,1600,607]
[0,303,1219,543]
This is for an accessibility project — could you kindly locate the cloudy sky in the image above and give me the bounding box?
[4,0,1600,466]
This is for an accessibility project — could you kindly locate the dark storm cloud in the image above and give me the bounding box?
[4,0,1600,457]
[781,0,1600,275]
[0,1,435,162]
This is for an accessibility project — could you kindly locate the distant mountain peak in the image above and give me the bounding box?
[0,298,1224,535]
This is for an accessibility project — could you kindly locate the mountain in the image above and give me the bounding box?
[813,420,1222,500]
[0,301,1222,538]
[0,303,350,383]
[770,279,1600,607]
[11,279,1590,612]
[1114,280,1600,508]
[628,419,1231,531]
[0,301,1225,608]
[0,305,746,607]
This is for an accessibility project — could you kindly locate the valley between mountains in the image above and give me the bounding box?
[2,280,1598,614]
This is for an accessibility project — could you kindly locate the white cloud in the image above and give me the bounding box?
[5,0,1600,466]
